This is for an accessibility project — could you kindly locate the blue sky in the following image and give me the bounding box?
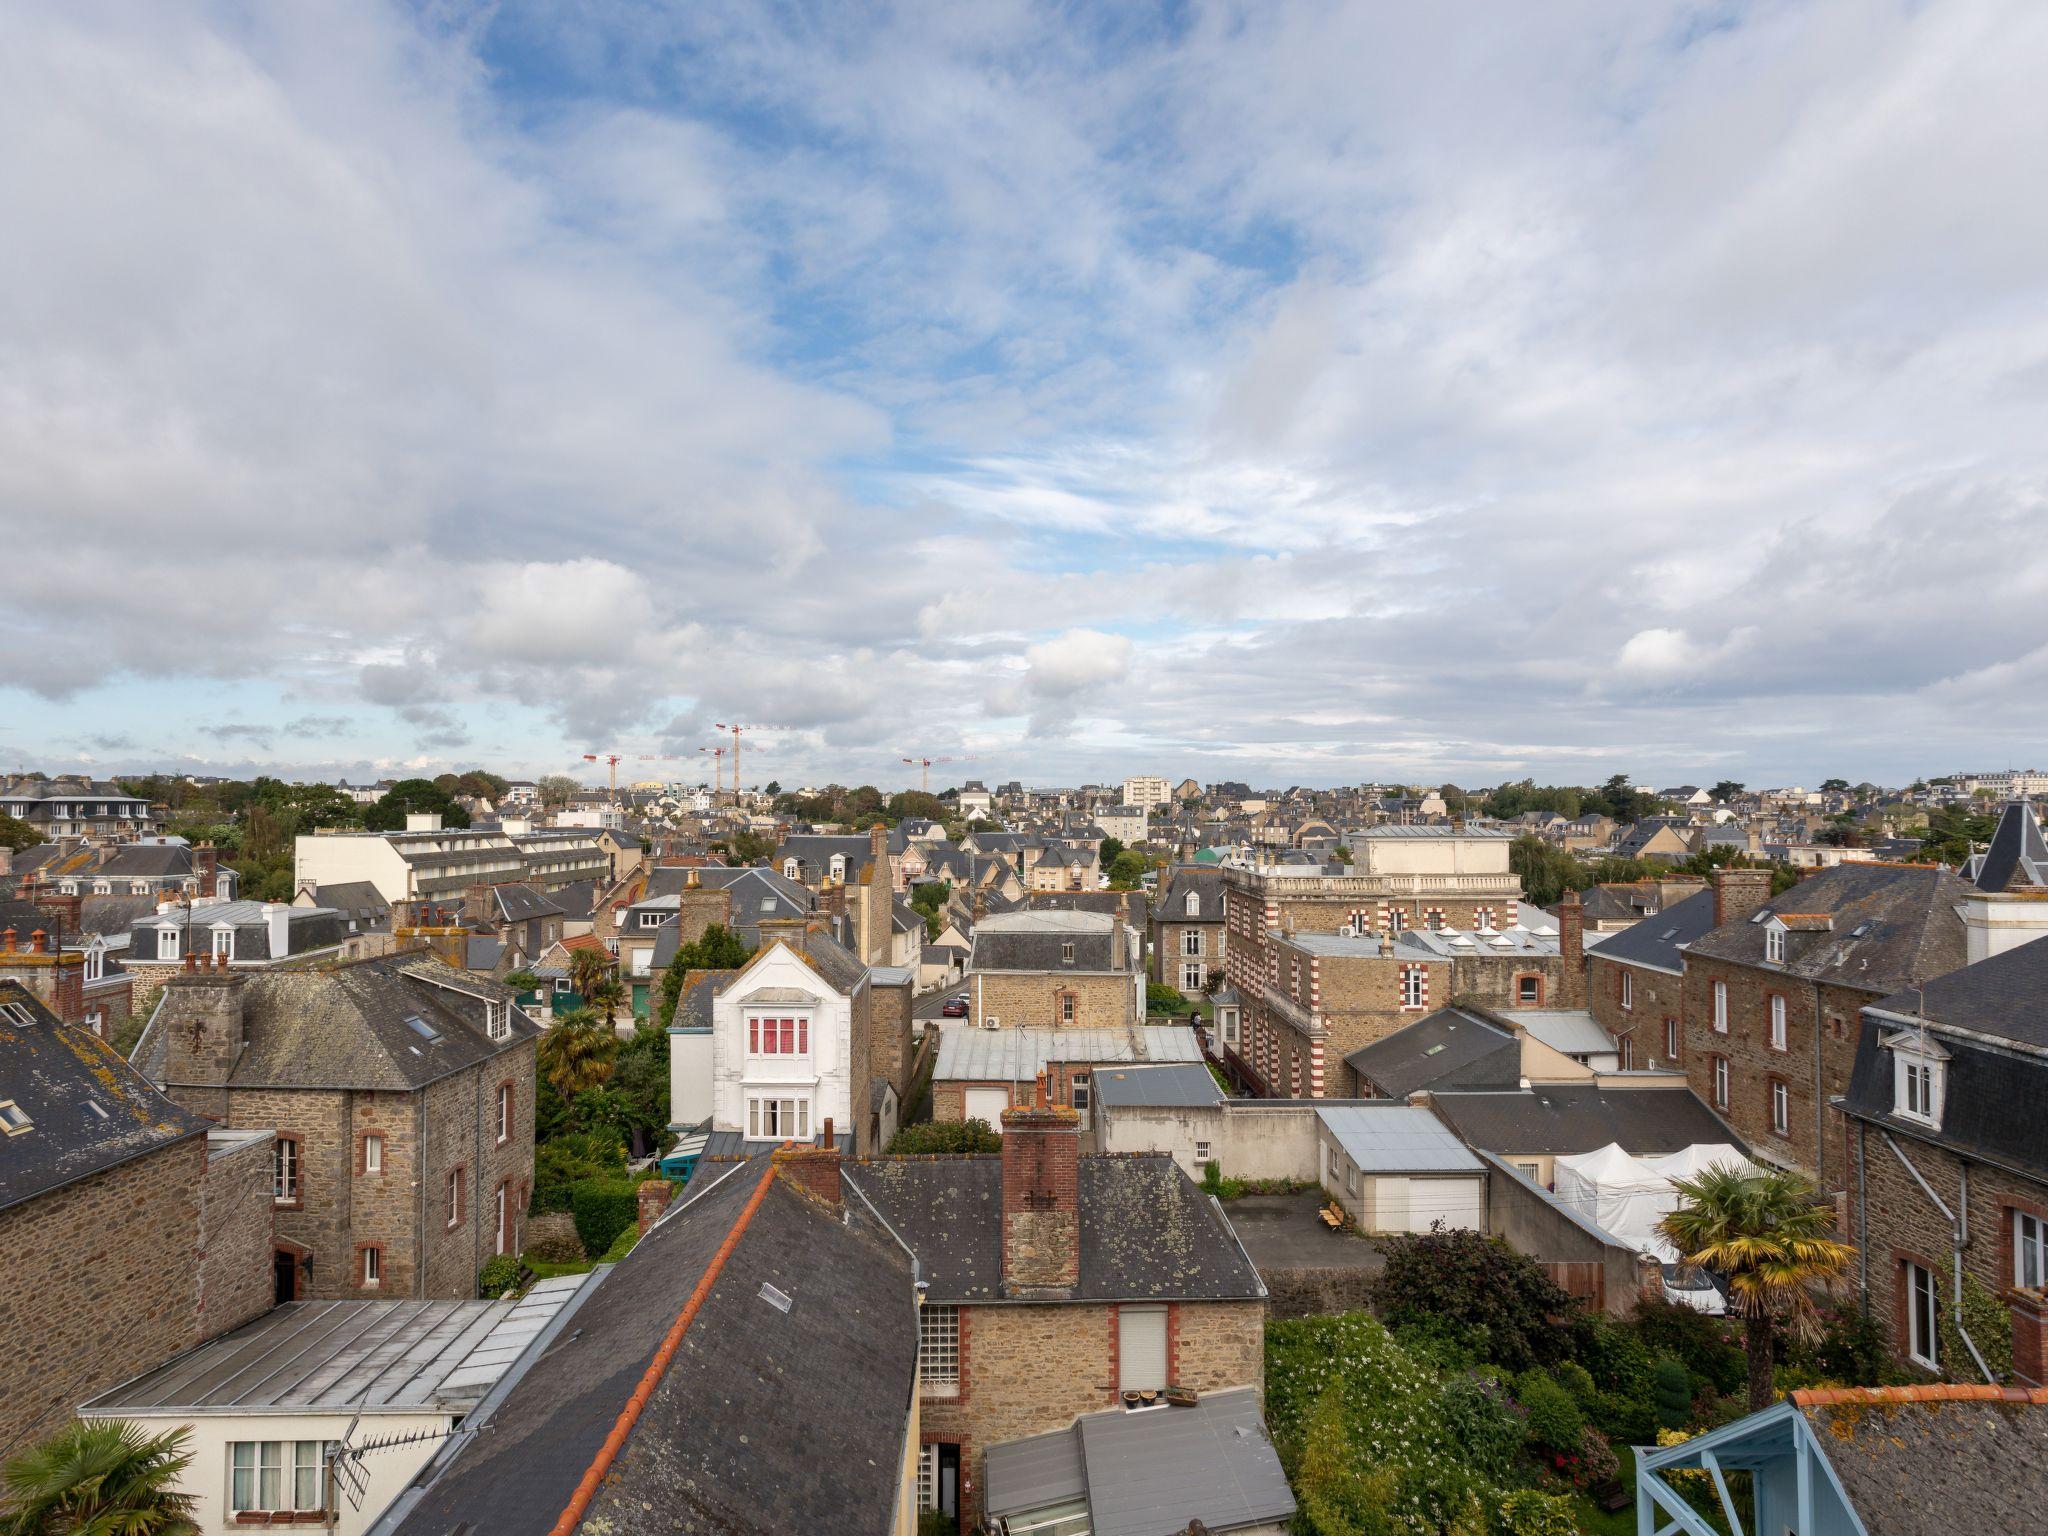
[3,0,2046,793]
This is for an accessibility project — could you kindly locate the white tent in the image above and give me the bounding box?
[1553,1142,1764,1261]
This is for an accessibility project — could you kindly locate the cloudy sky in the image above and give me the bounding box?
[3,1,2044,793]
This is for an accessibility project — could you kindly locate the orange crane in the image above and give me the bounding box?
[699,745,727,795]
[899,754,976,794]
[714,723,758,791]
[581,752,623,797]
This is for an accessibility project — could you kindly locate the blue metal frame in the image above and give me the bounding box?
[1633,1401,1864,1536]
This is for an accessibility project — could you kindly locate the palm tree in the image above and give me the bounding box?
[1660,1165,1855,1411]
[585,973,627,1028]
[537,1009,617,1098]
[3,1418,198,1536]
[566,946,612,1005]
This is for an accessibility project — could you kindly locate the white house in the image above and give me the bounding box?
[80,1278,587,1536]
[1095,804,1150,845]
[668,927,869,1148]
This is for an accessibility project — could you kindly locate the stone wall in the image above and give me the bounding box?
[923,1298,1264,1522]
[0,1136,205,1457]
[1588,954,1686,1069]
[1150,917,1223,989]
[1849,1116,2048,1382]
[973,970,1136,1030]
[196,1132,274,1338]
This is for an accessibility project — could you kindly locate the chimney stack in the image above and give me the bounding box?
[773,1118,843,1210]
[870,822,888,860]
[999,1075,1080,1294]
[1712,867,1773,929]
[637,1178,675,1235]
[1557,889,1585,1007]
[157,964,249,1092]
[194,842,219,898]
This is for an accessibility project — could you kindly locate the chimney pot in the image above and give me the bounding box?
[30,928,46,954]
[183,950,197,972]
[0,927,12,952]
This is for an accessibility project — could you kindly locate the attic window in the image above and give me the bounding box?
[1850,922,1872,938]
[0,1001,37,1028]
[485,1001,510,1042]
[759,1282,793,1313]
[1061,942,1076,963]
[0,1100,32,1135]
[1660,927,1678,941]
[760,898,776,912]
[404,1014,443,1043]
[85,1100,107,1120]
[1749,909,1769,924]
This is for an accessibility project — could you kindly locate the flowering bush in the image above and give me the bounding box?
[1492,1489,1580,1536]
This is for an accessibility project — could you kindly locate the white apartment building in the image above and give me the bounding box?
[1121,775,1172,809]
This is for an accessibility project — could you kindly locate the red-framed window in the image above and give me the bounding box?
[748,1016,809,1055]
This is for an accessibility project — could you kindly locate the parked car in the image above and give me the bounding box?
[1661,1264,1727,1316]
[941,994,968,1018]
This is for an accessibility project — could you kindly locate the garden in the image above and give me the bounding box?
[1264,1225,1920,1536]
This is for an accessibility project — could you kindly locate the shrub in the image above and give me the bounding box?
[1438,1372,1521,1482]
[1576,1425,1619,1486]
[570,1180,639,1257]
[532,1131,626,1212]
[887,1118,1001,1154]
[478,1254,521,1298]
[599,1222,641,1264]
[1652,1358,1693,1429]
[1147,982,1192,1013]
[916,1510,957,1536]
[1631,1295,1746,1397]
[1513,1370,1586,1459]
[1493,1489,1579,1536]
[1376,1228,1582,1372]
[1575,1318,1657,1442]
[1939,1270,2014,1382]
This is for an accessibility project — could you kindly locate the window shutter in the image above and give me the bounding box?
[1118,1305,1168,1392]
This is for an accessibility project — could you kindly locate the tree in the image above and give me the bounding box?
[1710,780,1746,803]
[888,1119,1002,1154]
[653,923,756,1024]
[909,880,951,941]
[608,1022,672,1144]
[0,812,40,853]
[721,829,775,864]
[536,1012,618,1099]
[586,973,627,1026]
[1509,834,1589,909]
[1373,1227,1583,1373]
[764,780,781,796]
[1819,777,1850,793]
[1106,850,1148,889]
[361,778,471,831]
[1659,1165,1855,1411]
[537,774,581,810]
[567,946,613,1006]
[3,1418,198,1536]
[1097,835,1126,868]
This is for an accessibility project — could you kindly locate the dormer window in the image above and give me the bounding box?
[211,927,235,961]
[783,859,800,879]
[1890,1040,1945,1127]
[1061,942,1075,963]
[1185,892,1200,918]
[157,926,180,961]
[829,854,846,880]
[1764,923,1785,963]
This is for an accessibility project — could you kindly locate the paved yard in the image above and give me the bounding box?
[1223,1193,1385,1273]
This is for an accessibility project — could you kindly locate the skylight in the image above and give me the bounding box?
[1661,927,1679,940]
[759,1282,793,1313]
[0,1001,38,1028]
[1851,922,1872,938]
[404,1014,442,1042]
[0,1100,32,1134]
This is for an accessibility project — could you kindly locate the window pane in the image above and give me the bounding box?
[295,1442,319,1510]
[232,1445,255,1511]
[259,1443,282,1510]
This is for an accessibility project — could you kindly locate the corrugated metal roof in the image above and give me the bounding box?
[1092,1062,1225,1109]
[934,1024,1201,1081]
[1315,1105,1483,1174]
[85,1276,586,1414]
[981,1422,1087,1514]
[1501,1008,1617,1057]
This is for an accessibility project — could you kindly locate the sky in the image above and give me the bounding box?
[3,0,2045,794]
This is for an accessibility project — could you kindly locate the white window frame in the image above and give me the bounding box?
[83,940,105,982]
[1713,1055,1730,1109]
[228,1440,335,1518]
[363,1133,383,1176]
[918,1303,960,1395]
[1184,891,1200,918]
[1117,1303,1169,1393]
[445,1169,463,1228]
[1905,1260,1939,1368]
[1400,965,1425,1009]
[2015,1210,2048,1291]
[1770,1079,1789,1136]
[746,1095,812,1141]
[1765,925,1785,964]
[1665,1017,1681,1060]
[639,911,664,929]
[494,1182,510,1256]
[1769,994,1787,1051]
[211,926,235,961]
[274,1139,299,1205]
[362,1247,381,1288]
[157,925,180,960]
[829,854,847,880]
[1181,930,1202,956]
[1894,1049,1943,1127]
[1181,962,1203,991]
[497,1083,513,1144]
[1620,971,1633,1011]
[1712,980,1728,1033]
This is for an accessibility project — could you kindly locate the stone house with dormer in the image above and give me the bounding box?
[1149,864,1226,994]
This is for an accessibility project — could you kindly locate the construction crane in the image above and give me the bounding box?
[713,723,754,792]
[699,745,727,795]
[899,754,977,794]
[581,752,623,797]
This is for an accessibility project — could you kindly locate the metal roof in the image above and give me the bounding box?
[85,1277,586,1415]
[984,1388,1297,1536]
[1314,1105,1484,1174]
[1500,1008,1618,1057]
[933,1024,1201,1081]
[1091,1062,1225,1109]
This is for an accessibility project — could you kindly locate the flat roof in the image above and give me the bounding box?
[1315,1104,1484,1174]
[85,1278,586,1416]
[1092,1062,1225,1109]
[1501,1008,1617,1057]
[934,1024,1201,1082]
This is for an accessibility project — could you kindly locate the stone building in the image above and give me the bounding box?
[844,1081,1269,1527]
[135,951,538,1302]
[1839,938,2048,1382]
[0,980,271,1457]
[966,909,1143,1030]
[1585,882,1722,1072]
[1149,864,1226,994]
[1680,863,1968,1192]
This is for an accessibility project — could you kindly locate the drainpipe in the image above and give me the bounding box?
[1856,1121,1869,1304]
[1880,1129,1994,1382]
[1812,980,1827,1188]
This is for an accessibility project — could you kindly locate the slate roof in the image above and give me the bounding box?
[1091,1062,1226,1109]
[1317,1105,1484,1174]
[984,1387,1295,1536]
[134,954,536,1093]
[0,981,207,1213]
[1965,799,2048,891]
[1799,1390,2048,1536]
[1029,888,1152,928]
[934,1024,1202,1081]
[1684,862,1970,995]
[971,909,1128,972]
[664,968,731,1031]
[843,1154,1265,1304]
[773,834,878,878]
[638,866,814,944]
[1585,885,1718,975]
[749,925,866,994]
[1428,1084,1745,1158]
[1343,1007,1521,1098]
[384,1161,916,1536]
[483,883,563,924]
[309,880,392,927]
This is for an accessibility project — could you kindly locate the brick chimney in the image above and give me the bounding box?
[1000,1076,1080,1294]
[1712,867,1773,929]
[463,881,497,925]
[1557,890,1585,1007]
[194,842,219,898]
[30,888,81,939]
[636,1178,675,1235]
[773,1118,843,1210]
[757,915,812,951]
[870,822,888,861]
[0,930,87,1024]
[157,961,249,1089]
[677,871,731,946]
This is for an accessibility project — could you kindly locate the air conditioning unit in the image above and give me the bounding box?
[982,1015,1000,1030]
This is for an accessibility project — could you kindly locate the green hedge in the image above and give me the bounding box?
[571,1180,639,1258]
[478,1254,521,1298]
